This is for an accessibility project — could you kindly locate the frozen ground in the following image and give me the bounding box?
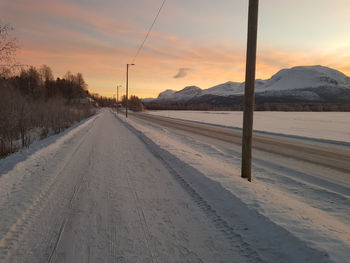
[0,109,348,262]
[146,111,350,143]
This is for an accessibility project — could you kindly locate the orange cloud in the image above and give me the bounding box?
[4,0,350,98]
[19,38,350,98]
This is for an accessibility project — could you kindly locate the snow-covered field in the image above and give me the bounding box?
[145,111,350,143]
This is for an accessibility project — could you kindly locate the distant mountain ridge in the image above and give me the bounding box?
[146,65,350,105]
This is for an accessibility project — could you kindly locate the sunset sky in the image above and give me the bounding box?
[1,0,350,98]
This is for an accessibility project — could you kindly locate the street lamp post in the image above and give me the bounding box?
[116,85,121,114]
[241,0,259,182]
[126,63,135,118]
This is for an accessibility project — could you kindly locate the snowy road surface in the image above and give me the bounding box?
[145,110,350,143]
[0,110,238,262]
[0,109,346,262]
[131,113,350,175]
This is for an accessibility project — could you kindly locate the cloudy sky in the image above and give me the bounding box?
[1,0,350,98]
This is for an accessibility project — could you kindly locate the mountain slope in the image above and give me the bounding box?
[202,81,242,96]
[148,66,350,105]
[257,65,350,93]
[156,86,202,102]
[157,89,176,101]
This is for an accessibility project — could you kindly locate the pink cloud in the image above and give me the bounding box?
[3,0,350,97]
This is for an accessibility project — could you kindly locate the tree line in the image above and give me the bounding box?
[144,102,350,111]
[0,65,95,158]
[0,22,148,158]
[0,23,96,158]
[120,95,143,111]
[88,94,143,110]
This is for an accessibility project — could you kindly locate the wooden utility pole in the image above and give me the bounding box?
[126,64,129,118]
[125,64,134,118]
[241,0,259,182]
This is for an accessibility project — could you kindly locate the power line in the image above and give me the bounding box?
[131,0,167,64]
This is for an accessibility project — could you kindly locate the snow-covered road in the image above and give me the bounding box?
[145,110,350,143]
[0,109,344,262]
[0,110,251,262]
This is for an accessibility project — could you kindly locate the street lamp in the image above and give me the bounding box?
[116,85,121,114]
[126,63,135,118]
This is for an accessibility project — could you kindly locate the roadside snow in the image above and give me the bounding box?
[123,113,350,263]
[146,111,350,143]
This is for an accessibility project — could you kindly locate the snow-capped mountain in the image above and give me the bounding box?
[156,86,202,102]
[257,65,350,93]
[157,89,176,100]
[202,81,242,96]
[148,66,350,105]
[202,79,268,96]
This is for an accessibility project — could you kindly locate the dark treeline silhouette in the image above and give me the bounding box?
[88,94,144,111]
[11,66,89,101]
[121,95,143,111]
[144,102,350,112]
[91,95,115,108]
[0,65,95,158]
[0,23,100,158]
[144,103,229,111]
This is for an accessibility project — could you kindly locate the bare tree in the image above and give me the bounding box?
[39,65,55,99]
[0,24,96,157]
[0,22,18,77]
[39,64,54,83]
[129,95,143,111]
[19,66,43,98]
[76,72,87,90]
[121,95,127,107]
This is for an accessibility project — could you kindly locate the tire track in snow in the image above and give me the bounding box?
[124,169,159,263]
[45,126,98,263]
[0,116,97,262]
[47,218,67,263]
[46,168,89,263]
[106,182,125,263]
[161,164,264,263]
[105,165,119,263]
[106,188,117,262]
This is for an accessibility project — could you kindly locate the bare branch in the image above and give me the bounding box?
[0,22,19,77]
